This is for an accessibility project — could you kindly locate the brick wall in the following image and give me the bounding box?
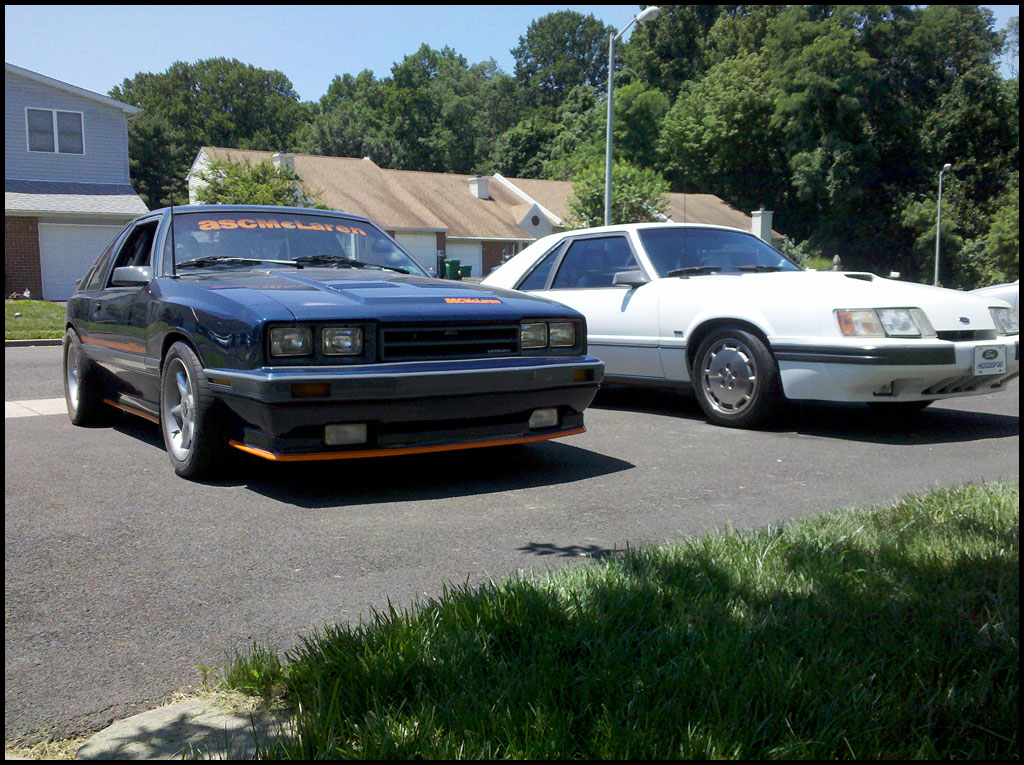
[482,242,509,277]
[5,216,42,297]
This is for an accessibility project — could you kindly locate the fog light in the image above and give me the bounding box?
[325,423,368,446]
[528,408,559,429]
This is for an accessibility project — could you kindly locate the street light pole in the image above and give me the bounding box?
[933,163,952,286]
[604,6,659,226]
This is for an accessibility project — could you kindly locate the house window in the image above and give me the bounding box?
[26,108,84,154]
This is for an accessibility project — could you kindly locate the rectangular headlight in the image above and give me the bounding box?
[521,322,548,349]
[323,327,363,355]
[270,326,312,357]
[990,307,1020,335]
[548,322,576,347]
[876,308,921,337]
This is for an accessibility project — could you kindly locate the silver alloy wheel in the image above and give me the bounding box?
[162,357,196,462]
[700,337,759,415]
[66,347,80,413]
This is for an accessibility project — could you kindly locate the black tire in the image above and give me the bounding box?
[159,341,225,479]
[692,328,782,428]
[63,328,117,426]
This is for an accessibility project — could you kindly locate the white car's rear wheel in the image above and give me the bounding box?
[693,328,781,428]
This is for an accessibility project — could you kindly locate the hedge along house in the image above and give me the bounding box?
[188,147,775,278]
[5,63,149,300]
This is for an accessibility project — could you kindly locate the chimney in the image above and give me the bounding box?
[469,175,490,200]
[751,208,773,243]
[272,152,294,173]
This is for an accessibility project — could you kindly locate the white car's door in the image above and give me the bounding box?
[533,234,664,380]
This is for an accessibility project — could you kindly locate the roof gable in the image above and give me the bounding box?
[5,62,140,116]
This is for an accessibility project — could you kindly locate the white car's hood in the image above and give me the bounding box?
[697,271,1005,332]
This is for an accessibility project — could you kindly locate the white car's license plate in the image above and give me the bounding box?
[973,345,1006,375]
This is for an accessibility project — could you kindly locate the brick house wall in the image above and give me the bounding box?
[5,216,42,297]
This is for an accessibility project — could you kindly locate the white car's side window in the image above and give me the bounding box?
[550,237,639,290]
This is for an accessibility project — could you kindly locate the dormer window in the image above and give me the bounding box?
[26,108,84,154]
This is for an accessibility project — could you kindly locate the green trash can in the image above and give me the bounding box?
[459,265,472,278]
[444,258,461,279]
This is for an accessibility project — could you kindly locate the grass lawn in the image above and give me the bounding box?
[220,482,1019,759]
[5,300,65,340]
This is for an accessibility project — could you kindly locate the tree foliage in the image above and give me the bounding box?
[113,7,1019,286]
[193,158,323,208]
[566,161,669,228]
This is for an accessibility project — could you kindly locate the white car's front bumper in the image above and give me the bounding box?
[774,338,1019,402]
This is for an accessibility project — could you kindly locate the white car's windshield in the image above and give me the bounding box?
[170,211,428,276]
[639,228,800,277]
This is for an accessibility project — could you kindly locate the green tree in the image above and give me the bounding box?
[566,161,669,228]
[193,158,323,208]
[985,175,1019,281]
[512,11,614,106]
[111,58,308,206]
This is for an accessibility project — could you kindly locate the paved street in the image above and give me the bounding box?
[4,343,1019,741]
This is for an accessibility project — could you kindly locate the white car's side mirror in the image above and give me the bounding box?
[612,269,649,288]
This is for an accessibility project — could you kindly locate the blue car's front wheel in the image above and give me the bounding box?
[160,342,224,479]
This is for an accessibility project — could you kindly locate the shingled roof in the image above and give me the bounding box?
[190,147,760,240]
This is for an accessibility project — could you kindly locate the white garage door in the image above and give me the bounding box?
[446,242,483,277]
[394,233,439,276]
[39,223,124,300]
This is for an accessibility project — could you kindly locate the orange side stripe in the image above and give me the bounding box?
[104,399,160,424]
[228,428,586,462]
[83,336,146,354]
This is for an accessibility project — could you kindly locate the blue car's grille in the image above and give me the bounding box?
[379,323,520,361]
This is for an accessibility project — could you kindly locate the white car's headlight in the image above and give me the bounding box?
[990,307,1019,335]
[835,308,936,338]
[270,326,312,357]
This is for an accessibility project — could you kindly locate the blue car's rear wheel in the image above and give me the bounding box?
[63,328,117,426]
[160,342,224,479]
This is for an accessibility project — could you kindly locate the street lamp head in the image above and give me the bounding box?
[637,6,660,22]
[942,163,952,172]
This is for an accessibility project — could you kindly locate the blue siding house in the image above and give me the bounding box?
[5,62,148,299]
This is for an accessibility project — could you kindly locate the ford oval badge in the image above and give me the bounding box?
[982,349,999,360]
[959,316,971,325]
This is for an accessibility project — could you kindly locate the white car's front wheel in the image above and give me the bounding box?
[693,328,782,429]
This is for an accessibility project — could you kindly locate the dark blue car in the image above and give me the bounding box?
[63,205,603,478]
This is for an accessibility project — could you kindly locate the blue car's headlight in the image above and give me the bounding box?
[270,326,312,357]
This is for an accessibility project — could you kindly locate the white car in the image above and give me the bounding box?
[483,223,1020,428]
[972,280,1019,315]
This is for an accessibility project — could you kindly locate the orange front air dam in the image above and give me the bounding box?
[228,427,586,462]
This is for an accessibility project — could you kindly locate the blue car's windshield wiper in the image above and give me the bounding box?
[666,265,723,277]
[176,255,300,269]
[291,255,409,274]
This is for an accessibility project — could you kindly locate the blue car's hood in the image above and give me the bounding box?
[179,268,576,321]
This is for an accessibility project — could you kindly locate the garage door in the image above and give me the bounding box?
[446,242,483,277]
[39,223,125,300]
[394,233,439,276]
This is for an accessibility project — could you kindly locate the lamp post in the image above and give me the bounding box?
[933,162,952,286]
[604,5,659,226]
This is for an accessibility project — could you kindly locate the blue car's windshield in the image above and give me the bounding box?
[170,211,429,276]
[638,227,801,277]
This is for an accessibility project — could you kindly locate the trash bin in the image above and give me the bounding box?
[444,259,461,279]
[459,265,472,278]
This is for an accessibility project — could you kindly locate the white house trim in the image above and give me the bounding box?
[491,173,563,226]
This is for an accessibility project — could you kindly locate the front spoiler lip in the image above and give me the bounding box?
[228,426,586,462]
[773,338,1019,366]
[205,356,604,404]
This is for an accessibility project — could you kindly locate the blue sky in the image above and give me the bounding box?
[4,5,1019,102]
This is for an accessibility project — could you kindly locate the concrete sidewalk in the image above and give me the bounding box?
[73,696,293,760]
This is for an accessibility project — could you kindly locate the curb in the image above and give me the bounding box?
[5,339,63,347]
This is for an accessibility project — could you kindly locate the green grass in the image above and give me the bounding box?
[5,300,65,340]
[222,482,1019,759]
